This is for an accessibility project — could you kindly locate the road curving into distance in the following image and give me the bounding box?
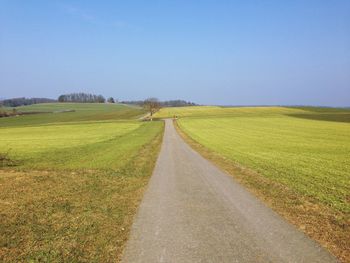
[122,119,337,263]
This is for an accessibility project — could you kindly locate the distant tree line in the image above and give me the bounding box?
[120,99,198,107]
[58,93,106,103]
[119,100,144,105]
[0,97,56,107]
[161,100,197,107]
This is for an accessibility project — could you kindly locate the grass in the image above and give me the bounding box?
[155,105,307,118]
[0,103,146,127]
[178,116,349,212]
[0,103,164,262]
[0,151,18,167]
[286,106,350,123]
[156,106,350,262]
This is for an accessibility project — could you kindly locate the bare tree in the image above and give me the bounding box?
[143,97,161,120]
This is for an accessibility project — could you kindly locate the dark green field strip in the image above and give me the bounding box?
[0,109,145,127]
[288,106,350,113]
[0,103,146,127]
[288,113,350,123]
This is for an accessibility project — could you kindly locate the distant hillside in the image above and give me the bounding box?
[0,97,56,107]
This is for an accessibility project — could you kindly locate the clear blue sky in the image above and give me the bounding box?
[1,0,349,106]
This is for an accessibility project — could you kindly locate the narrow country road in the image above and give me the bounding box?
[122,119,337,263]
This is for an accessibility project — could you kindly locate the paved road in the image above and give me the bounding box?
[122,119,337,263]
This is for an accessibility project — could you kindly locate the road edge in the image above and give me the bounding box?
[173,119,348,263]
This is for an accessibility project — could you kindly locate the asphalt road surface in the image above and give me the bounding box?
[122,119,337,263]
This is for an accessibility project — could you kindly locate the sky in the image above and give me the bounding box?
[0,0,349,106]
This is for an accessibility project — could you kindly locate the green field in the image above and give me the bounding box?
[1,103,349,261]
[0,103,163,262]
[156,105,350,121]
[0,103,145,127]
[156,106,350,260]
[178,114,349,212]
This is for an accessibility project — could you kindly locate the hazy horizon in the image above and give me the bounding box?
[1,1,349,106]
[2,95,350,109]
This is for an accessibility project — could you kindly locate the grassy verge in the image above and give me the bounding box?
[174,119,349,263]
[0,123,163,262]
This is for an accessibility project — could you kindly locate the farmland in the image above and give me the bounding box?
[0,103,163,262]
[0,103,145,127]
[1,103,349,261]
[155,106,350,261]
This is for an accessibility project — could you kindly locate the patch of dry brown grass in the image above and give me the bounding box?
[174,120,350,263]
[0,129,163,262]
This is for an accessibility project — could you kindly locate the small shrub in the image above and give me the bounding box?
[0,151,18,167]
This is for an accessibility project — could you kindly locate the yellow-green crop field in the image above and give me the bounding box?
[0,103,163,262]
[156,106,350,261]
[156,105,306,118]
[178,115,349,212]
